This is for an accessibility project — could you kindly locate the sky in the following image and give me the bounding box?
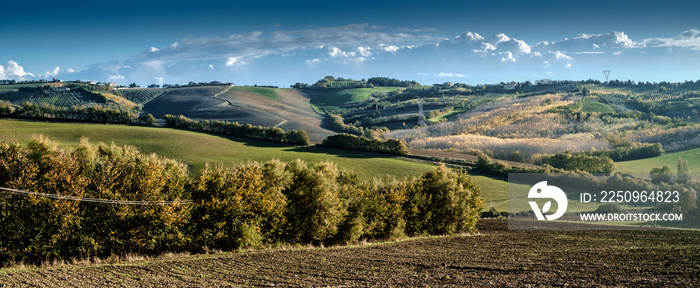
[1,0,699,87]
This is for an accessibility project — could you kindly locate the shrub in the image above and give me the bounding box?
[404,164,483,235]
[283,160,346,244]
[188,161,288,250]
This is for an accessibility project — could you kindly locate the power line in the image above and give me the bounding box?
[0,187,191,205]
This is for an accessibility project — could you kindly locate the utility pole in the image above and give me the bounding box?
[603,70,610,83]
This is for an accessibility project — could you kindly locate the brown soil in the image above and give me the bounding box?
[2,219,697,287]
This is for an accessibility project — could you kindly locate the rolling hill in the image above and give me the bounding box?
[0,119,511,210]
[616,147,700,174]
[141,86,334,142]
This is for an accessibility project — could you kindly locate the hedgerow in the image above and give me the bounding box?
[0,138,482,265]
[163,114,309,145]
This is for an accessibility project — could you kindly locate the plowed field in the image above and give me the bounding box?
[1,220,698,287]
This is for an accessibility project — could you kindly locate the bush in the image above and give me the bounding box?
[188,162,288,251]
[404,164,483,235]
[283,160,346,244]
[541,151,616,173]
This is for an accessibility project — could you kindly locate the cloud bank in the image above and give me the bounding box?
[4,26,700,86]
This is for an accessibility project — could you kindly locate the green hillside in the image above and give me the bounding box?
[228,86,280,100]
[0,119,511,209]
[309,87,401,112]
[0,120,430,179]
[616,147,700,174]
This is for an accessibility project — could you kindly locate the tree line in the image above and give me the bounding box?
[0,138,483,265]
[0,101,152,125]
[322,134,409,155]
[162,114,309,145]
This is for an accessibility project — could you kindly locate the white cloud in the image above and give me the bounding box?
[543,61,550,68]
[328,46,355,57]
[566,63,572,68]
[437,72,467,78]
[208,64,214,69]
[0,60,35,79]
[500,51,516,62]
[225,57,238,67]
[43,66,60,78]
[487,33,511,46]
[144,60,164,70]
[642,29,700,50]
[305,58,322,66]
[551,51,572,60]
[613,51,622,56]
[66,68,76,73]
[109,74,125,80]
[473,43,496,53]
[139,24,441,65]
[149,47,160,52]
[358,46,372,57]
[155,77,164,85]
[379,44,400,53]
[574,51,605,55]
[454,31,484,42]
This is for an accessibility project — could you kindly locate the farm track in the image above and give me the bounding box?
[2,219,698,287]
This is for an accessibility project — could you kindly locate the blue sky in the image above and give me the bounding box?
[2,0,699,86]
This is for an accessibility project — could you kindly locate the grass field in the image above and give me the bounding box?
[616,147,700,174]
[580,100,616,113]
[0,120,431,179]
[227,86,280,100]
[0,83,44,93]
[427,107,467,123]
[309,87,400,112]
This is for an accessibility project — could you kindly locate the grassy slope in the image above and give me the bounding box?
[581,100,615,113]
[97,91,138,109]
[309,87,400,112]
[228,86,280,100]
[427,108,467,123]
[0,83,45,93]
[0,120,510,209]
[0,120,430,179]
[616,147,700,174]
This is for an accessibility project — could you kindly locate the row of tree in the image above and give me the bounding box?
[0,101,148,125]
[322,134,409,155]
[539,151,616,173]
[162,114,309,145]
[0,138,483,265]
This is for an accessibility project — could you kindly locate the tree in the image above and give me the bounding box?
[650,165,673,184]
[129,83,139,88]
